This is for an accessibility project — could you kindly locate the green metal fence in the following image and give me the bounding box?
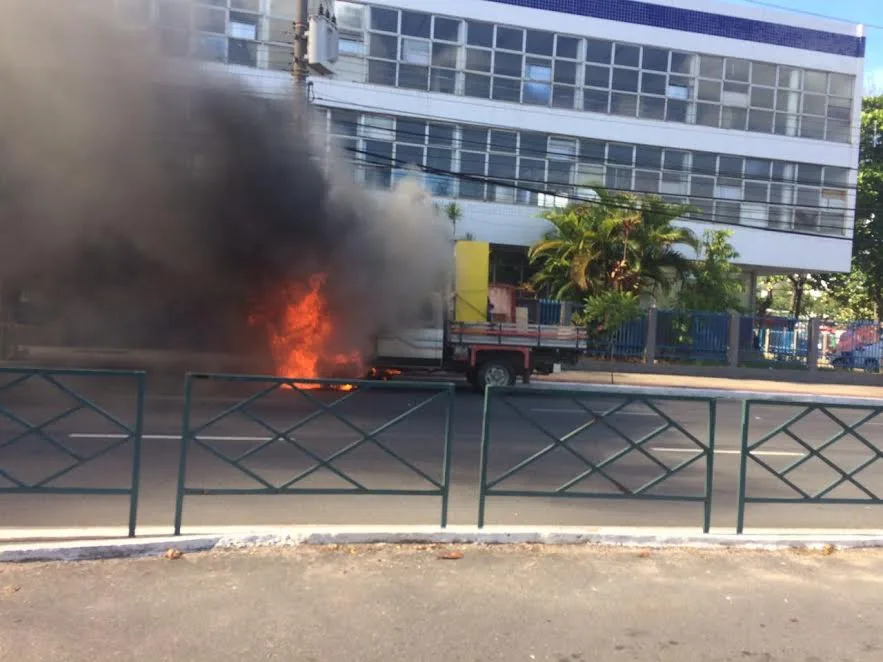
[0,367,145,537]
[174,373,455,535]
[737,399,883,533]
[478,385,717,531]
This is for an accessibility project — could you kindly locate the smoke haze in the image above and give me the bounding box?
[0,0,452,370]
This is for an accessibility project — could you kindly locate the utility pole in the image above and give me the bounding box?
[292,0,310,104]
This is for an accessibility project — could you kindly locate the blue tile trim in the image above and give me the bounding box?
[487,0,865,58]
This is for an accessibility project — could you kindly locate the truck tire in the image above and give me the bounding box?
[476,360,516,390]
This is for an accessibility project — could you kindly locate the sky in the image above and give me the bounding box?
[726,0,883,92]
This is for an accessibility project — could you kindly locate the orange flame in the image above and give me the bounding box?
[251,274,362,389]
[369,367,403,380]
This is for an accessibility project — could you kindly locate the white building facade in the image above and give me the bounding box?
[125,0,866,282]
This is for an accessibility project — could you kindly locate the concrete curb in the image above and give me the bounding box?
[0,536,221,563]
[4,526,883,562]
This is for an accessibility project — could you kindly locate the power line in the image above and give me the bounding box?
[341,139,863,219]
[734,0,883,30]
[318,110,868,231]
[348,149,868,235]
[341,144,861,239]
[314,88,866,147]
[322,113,862,193]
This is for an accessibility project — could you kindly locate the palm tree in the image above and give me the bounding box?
[629,194,698,289]
[445,202,462,237]
[529,188,698,300]
[527,202,606,300]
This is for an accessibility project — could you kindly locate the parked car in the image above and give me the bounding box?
[830,339,883,372]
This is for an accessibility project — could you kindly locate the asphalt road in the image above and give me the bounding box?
[4,546,883,662]
[3,376,883,536]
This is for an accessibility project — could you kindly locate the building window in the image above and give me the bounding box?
[496,26,524,51]
[150,3,856,146]
[367,7,461,95]
[361,115,395,141]
[467,20,494,47]
[370,6,398,32]
[229,11,259,40]
[523,57,552,105]
[368,60,397,86]
[323,107,850,240]
[434,16,460,42]
[228,39,257,67]
[193,5,226,34]
[464,73,491,98]
[232,0,260,11]
[336,2,364,30]
[401,10,431,38]
[194,34,226,62]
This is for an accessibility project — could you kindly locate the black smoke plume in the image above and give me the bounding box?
[0,0,452,371]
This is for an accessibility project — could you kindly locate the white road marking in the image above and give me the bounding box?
[652,446,805,458]
[530,408,658,416]
[753,415,883,428]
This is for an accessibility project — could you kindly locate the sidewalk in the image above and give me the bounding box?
[2,545,882,662]
[543,369,883,399]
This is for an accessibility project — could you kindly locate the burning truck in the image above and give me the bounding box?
[249,238,587,391]
[0,2,585,385]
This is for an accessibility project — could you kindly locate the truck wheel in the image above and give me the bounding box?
[865,358,880,373]
[476,360,516,390]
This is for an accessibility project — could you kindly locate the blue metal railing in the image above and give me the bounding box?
[656,311,729,362]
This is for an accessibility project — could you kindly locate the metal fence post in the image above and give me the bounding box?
[807,317,821,371]
[703,399,716,534]
[727,312,741,369]
[439,385,454,528]
[477,386,493,529]
[736,400,751,534]
[173,375,193,536]
[127,374,146,538]
[645,307,657,364]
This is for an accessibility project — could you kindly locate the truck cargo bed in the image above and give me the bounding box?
[447,321,588,350]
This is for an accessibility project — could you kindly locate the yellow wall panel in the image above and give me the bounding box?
[454,241,489,322]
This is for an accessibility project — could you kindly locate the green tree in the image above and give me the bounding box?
[756,273,831,319]
[845,95,883,319]
[528,189,698,301]
[574,290,641,382]
[435,201,466,238]
[809,268,876,321]
[809,96,883,320]
[679,229,744,313]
